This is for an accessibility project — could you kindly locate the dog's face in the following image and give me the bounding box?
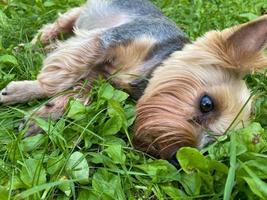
[134,16,267,159]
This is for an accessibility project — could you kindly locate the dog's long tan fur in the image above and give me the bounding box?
[0,0,266,160]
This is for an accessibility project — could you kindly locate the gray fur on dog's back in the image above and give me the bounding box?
[110,0,163,16]
[76,0,163,30]
[76,0,187,45]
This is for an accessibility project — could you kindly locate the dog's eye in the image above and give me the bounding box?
[199,95,214,113]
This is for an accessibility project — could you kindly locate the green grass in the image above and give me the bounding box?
[0,0,267,199]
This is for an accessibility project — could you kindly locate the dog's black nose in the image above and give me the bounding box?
[169,151,178,166]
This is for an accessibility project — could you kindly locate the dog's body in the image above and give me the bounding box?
[1,0,267,160]
[33,0,189,99]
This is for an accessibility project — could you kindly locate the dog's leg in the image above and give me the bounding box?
[0,81,46,105]
[23,80,93,136]
[23,94,72,136]
[37,30,104,95]
[0,30,104,105]
[31,7,83,44]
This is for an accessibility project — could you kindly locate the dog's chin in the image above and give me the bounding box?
[197,132,217,149]
[168,131,216,165]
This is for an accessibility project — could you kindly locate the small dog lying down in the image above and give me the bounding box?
[0,0,266,161]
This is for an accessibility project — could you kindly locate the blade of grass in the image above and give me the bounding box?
[15,179,77,199]
[223,132,237,200]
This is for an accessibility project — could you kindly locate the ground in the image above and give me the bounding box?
[0,0,267,199]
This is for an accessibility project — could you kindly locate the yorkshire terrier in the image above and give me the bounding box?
[0,0,266,161]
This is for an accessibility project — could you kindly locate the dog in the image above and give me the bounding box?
[0,0,266,161]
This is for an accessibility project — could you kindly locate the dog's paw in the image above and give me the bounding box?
[0,81,27,105]
[0,81,44,105]
[31,24,58,45]
[20,119,43,137]
[21,95,69,136]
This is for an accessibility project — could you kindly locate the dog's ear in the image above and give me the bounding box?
[224,15,267,71]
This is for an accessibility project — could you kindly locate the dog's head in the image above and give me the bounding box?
[134,15,267,160]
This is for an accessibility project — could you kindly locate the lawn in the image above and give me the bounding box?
[0,0,267,199]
